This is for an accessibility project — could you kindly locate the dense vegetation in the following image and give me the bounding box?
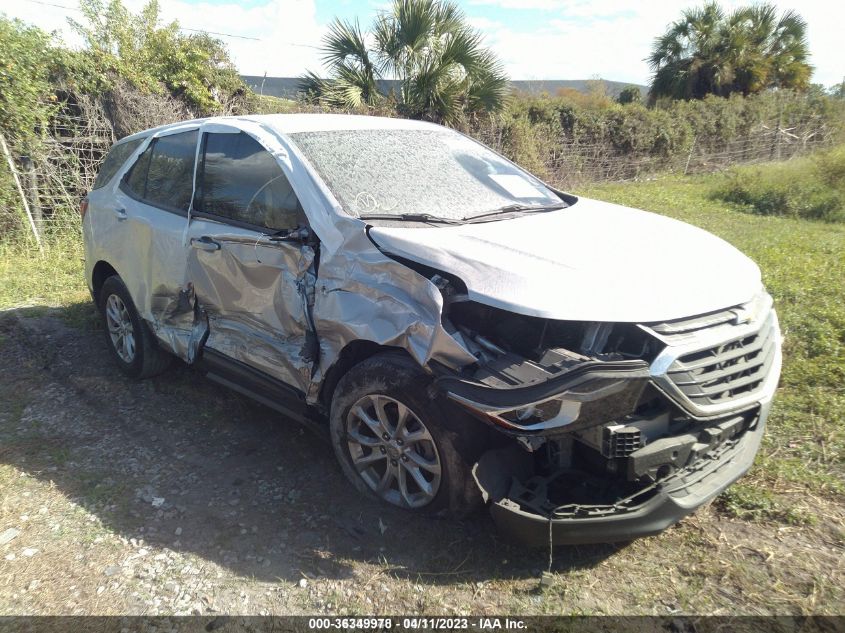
[68,0,244,113]
[0,1,277,239]
[713,145,845,222]
[0,0,843,245]
[300,0,508,124]
[485,88,844,186]
[649,2,811,100]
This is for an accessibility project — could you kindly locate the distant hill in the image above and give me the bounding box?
[510,79,648,97]
[241,75,648,100]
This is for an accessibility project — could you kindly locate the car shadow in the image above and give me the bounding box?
[0,304,626,587]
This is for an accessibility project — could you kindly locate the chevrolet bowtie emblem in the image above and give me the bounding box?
[732,304,756,325]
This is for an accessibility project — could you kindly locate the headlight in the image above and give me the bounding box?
[498,398,581,431]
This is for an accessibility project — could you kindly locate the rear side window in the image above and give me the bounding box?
[198,132,302,231]
[145,131,197,212]
[121,130,198,213]
[93,139,143,189]
[124,144,153,198]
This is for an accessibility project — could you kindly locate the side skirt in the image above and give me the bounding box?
[197,348,327,439]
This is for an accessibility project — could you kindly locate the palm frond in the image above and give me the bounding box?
[314,0,507,121]
[297,70,327,103]
[322,19,372,70]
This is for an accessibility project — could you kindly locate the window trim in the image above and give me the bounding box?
[118,130,199,217]
[190,208,294,235]
[194,130,306,234]
[92,138,144,191]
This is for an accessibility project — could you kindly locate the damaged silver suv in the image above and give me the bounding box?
[83,114,782,545]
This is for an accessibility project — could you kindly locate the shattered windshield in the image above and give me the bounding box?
[289,129,561,222]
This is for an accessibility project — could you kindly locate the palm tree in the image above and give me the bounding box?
[648,2,731,100]
[648,2,811,101]
[300,0,509,124]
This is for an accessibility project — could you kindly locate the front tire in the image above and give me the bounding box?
[329,353,483,517]
[99,275,171,379]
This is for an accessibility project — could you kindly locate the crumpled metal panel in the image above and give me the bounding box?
[186,232,317,393]
[309,222,477,402]
[148,283,207,363]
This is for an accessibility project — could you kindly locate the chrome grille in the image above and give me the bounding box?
[642,293,781,416]
[666,311,777,407]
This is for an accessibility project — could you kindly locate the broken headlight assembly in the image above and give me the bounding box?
[443,370,651,436]
[500,398,580,430]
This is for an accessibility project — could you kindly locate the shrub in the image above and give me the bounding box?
[712,146,845,222]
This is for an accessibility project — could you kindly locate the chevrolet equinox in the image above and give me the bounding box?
[82,114,782,545]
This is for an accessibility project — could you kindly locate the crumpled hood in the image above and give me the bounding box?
[368,197,762,323]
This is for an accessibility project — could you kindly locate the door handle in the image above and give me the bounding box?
[112,207,127,220]
[190,236,221,252]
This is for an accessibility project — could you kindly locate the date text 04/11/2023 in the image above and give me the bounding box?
[307,617,528,630]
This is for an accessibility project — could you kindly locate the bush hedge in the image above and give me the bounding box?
[478,90,845,186]
[712,145,845,222]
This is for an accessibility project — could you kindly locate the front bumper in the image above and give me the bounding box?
[487,397,772,546]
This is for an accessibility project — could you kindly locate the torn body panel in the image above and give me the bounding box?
[184,223,317,394]
[148,282,208,363]
[308,224,478,402]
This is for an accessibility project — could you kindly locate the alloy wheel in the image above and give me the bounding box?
[345,394,442,508]
[105,293,136,364]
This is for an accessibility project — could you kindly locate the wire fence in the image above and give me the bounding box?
[471,114,837,190]
[0,91,839,244]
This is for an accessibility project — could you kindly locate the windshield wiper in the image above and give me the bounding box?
[461,202,567,223]
[357,212,464,225]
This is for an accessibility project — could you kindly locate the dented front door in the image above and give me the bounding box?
[185,129,316,393]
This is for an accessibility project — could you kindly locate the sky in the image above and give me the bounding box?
[1,0,843,88]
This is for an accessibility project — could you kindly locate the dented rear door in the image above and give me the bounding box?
[105,126,200,359]
[185,128,316,393]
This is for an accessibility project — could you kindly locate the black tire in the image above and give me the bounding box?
[99,275,171,379]
[329,352,484,518]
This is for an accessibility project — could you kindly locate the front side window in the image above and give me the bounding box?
[290,129,561,221]
[93,138,143,190]
[121,130,197,213]
[198,132,302,232]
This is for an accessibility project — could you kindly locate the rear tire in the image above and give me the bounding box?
[99,275,171,379]
[329,352,484,518]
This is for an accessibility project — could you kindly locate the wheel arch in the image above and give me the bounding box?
[318,340,415,412]
[91,261,120,304]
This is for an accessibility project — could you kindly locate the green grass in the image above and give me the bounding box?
[0,233,87,309]
[711,145,845,222]
[579,175,845,511]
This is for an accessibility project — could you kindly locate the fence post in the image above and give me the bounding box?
[20,155,43,235]
[0,133,44,253]
[684,135,697,176]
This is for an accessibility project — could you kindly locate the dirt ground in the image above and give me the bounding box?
[0,305,843,616]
